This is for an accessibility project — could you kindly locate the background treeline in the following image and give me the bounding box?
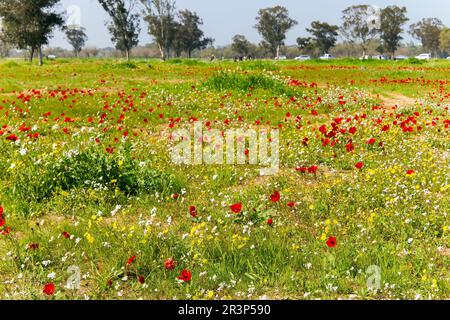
[0,0,449,63]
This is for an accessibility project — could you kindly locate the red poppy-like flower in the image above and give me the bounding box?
[6,134,19,142]
[355,162,364,169]
[43,283,55,296]
[28,243,39,250]
[346,142,354,152]
[296,166,308,173]
[287,202,296,208]
[1,226,11,235]
[138,276,145,284]
[189,206,197,218]
[127,255,137,265]
[308,166,318,174]
[367,138,376,145]
[349,127,357,134]
[230,203,242,214]
[178,269,192,283]
[406,170,415,175]
[172,193,179,200]
[62,231,70,239]
[0,206,3,215]
[267,218,274,226]
[269,191,281,203]
[0,216,5,228]
[164,258,175,270]
[326,236,337,248]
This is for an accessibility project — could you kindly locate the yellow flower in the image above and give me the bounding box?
[85,232,95,244]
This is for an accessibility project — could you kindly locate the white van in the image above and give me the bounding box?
[416,53,431,60]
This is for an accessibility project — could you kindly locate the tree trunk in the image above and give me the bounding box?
[276,45,280,59]
[38,46,43,66]
[188,50,192,59]
[126,49,130,61]
[29,47,35,62]
[158,44,166,61]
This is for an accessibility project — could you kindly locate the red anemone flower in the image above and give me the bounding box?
[164,258,175,270]
[230,203,242,214]
[355,162,364,169]
[62,231,70,239]
[127,255,137,265]
[178,269,192,283]
[269,191,281,203]
[189,206,197,218]
[43,283,55,296]
[326,236,337,248]
[308,166,318,174]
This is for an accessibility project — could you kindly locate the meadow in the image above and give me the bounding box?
[0,57,448,300]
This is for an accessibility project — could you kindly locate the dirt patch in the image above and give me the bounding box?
[379,93,417,110]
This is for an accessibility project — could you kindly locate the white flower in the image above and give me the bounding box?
[48,272,56,279]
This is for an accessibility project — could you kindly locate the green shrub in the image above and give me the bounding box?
[240,60,279,71]
[8,147,183,205]
[406,58,424,65]
[204,70,296,96]
[166,58,205,66]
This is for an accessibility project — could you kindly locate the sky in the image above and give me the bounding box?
[51,0,450,49]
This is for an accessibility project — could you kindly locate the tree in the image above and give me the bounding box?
[341,5,381,56]
[172,9,212,58]
[98,0,140,60]
[65,26,88,57]
[141,0,177,60]
[255,6,297,58]
[306,21,339,54]
[409,18,445,57]
[296,37,314,55]
[380,6,408,59]
[440,28,450,56]
[0,0,64,65]
[231,34,251,56]
[0,20,11,57]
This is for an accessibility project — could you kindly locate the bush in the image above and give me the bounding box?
[240,60,279,71]
[8,147,183,204]
[166,58,205,66]
[406,58,424,65]
[204,70,296,96]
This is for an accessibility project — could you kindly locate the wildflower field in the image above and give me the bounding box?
[0,58,448,300]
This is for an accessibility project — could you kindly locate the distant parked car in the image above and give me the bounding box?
[372,55,388,60]
[395,55,408,61]
[447,57,450,60]
[275,55,287,61]
[47,54,57,60]
[294,55,311,61]
[359,55,370,60]
[319,54,334,60]
[416,53,431,60]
